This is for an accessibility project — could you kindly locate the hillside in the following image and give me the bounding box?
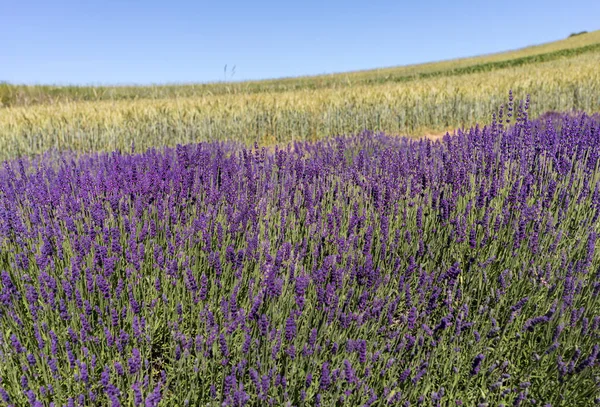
[0,30,599,161]
[1,30,600,108]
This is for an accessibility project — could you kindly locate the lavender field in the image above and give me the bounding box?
[0,96,599,406]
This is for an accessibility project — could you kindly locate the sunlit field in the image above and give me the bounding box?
[0,28,599,407]
[0,31,599,161]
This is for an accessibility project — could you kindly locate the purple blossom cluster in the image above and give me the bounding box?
[0,97,599,405]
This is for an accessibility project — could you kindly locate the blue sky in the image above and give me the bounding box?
[2,0,599,85]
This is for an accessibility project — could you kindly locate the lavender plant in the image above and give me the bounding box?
[0,96,599,406]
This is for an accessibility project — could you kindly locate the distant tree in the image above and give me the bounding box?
[568,31,588,38]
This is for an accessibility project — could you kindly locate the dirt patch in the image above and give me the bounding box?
[419,132,449,141]
[247,132,453,153]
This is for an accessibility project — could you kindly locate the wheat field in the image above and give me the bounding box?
[0,31,599,161]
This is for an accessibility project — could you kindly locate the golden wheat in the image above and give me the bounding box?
[0,45,599,161]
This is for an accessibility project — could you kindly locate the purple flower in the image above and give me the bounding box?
[408,307,418,330]
[96,274,111,299]
[575,345,599,373]
[218,333,229,358]
[223,374,236,396]
[286,344,296,359]
[399,368,411,382]
[308,328,318,348]
[114,361,124,376]
[343,359,357,384]
[132,382,143,406]
[118,330,130,352]
[242,333,252,354]
[0,387,10,403]
[48,358,59,376]
[285,315,297,341]
[65,340,76,368]
[128,348,142,375]
[10,334,24,353]
[101,366,110,388]
[412,367,427,384]
[25,389,37,404]
[305,373,313,388]
[469,228,477,249]
[358,339,367,364]
[184,268,198,293]
[80,362,89,384]
[443,263,461,285]
[471,354,485,375]
[319,362,331,390]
